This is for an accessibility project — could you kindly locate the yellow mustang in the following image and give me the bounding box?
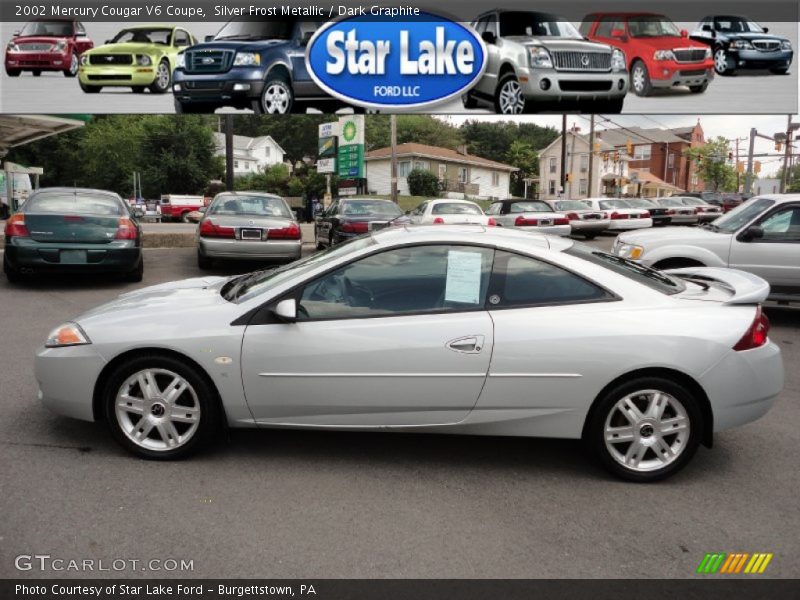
[78,25,196,94]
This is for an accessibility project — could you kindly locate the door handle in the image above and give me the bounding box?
[447,335,485,354]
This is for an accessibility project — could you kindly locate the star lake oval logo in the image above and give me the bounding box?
[305,12,487,109]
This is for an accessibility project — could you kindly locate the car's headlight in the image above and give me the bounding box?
[7,41,19,52]
[731,40,753,50]
[615,243,645,260]
[233,52,261,67]
[45,323,91,348]
[704,47,712,59]
[52,40,67,52]
[611,48,626,71]
[653,50,675,61]
[80,54,89,65]
[781,40,792,50]
[528,46,553,69]
[136,54,152,66]
[176,52,185,68]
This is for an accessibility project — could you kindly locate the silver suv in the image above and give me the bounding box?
[465,10,628,114]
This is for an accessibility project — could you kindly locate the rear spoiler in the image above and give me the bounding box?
[664,267,770,305]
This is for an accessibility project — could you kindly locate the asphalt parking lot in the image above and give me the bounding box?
[0,238,798,579]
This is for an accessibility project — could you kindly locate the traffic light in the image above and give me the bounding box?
[728,152,734,161]
[736,161,745,173]
[755,161,762,174]
[775,141,783,152]
[564,173,572,183]
[626,139,633,156]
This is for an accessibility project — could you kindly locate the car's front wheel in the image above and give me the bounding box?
[689,81,709,94]
[104,354,221,459]
[770,67,789,75]
[630,60,652,97]
[80,81,101,93]
[494,72,528,114]
[254,76,294,114]
[197,251,213,270]
[149,59,171,94]
[586,377,702,482]
[64,51,79,77]
[5,67,21,77]
[714,48,731,75]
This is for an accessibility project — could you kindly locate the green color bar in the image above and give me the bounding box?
[697,554,713,574]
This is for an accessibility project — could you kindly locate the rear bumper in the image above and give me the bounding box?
[5,239,141,273]
[35,344,105,422]
[198,237,302,260]
[79,65,156,86]
[570,220,610,234]
[669,214,699,225]
[608,218,653,230]
[700,341,784,432]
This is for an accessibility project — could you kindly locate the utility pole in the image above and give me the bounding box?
[560,114,567,197]
[390,114,398,204]
[568,124,578,198]
[744,128,756,195]
[224,114,234,192]
[587,115,595,199]
[780,115,795,193]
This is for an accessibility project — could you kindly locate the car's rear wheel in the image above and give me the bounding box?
[149,59,171,94]
[104,355,221,459]
[586,377,702,482]
[32,70,41,77]
[583,233,597,240]
[254,75,294,114]
[181,211,191,223]
[630,60,652,97]
[197,251,213,270]
[494,72,528,114]
[123,258,144,282]
[3,254,22,283]
[64,51,78,77]
[80,81,101,93]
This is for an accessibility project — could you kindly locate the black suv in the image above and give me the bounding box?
[691,15,793,75]
[172,19,338,113]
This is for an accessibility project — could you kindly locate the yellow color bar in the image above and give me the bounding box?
[758,554,773,574]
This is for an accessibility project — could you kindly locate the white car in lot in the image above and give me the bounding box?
[544,199,611,239]
[485,199,571,236]
[649,197,700,226]
[614,194,800,302]
[582,198,653,230]
[35,226,783,481]
[406,199,495,226]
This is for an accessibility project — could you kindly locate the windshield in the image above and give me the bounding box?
[566,243,686,295]
[498,12,582,39]
[215,20,310,41]
[112,28,172,44]
[710,197,774,233]
[511,201,552,213]
[25,191,124,215]
[624,199,654,209]
[628,17,681,38]
[555,201,589,211]
[431,202,483,215]
[19,21,73,37]
[341,200,403,217]
[714,17,764,33]
[599,199,632,210]
[208,194,292,218]
[677,197,704,206]
[232,236,376,302]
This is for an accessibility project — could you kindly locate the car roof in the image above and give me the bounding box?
[216,191,282,199]
[757,194,800,204]
[31,187,120,197]
[492,198,547,204]
[341,197,395,203]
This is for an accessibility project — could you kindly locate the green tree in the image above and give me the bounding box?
[684,137,738,192]
[365,115,463,150]
[506,140,539,197]
[78,115,146,195]
[462,120,558,165]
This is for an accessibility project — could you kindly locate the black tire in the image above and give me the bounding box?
[689,82,709,94]
[584,376,703,482]
[132,86,146,93]
[197,251,213,270]
[494,72,528,114]
[770,68,789,75]
[149,59,171,94]
[64,51,78,77]
[630,60,652,97]
[80,81,101,93]
[5,67,21,77]
[583,233,597,241]
[174,99,214,114]
[3,255,22,283]
[123,258,144,282]
[462,92,478,109]
[253,75,294,114]
[103,354,222,460]
[32,70,41,77]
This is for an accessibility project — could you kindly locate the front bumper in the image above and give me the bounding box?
[5,238,141,273]
[198,237,302,260]
[35,344,106,422]
[649,60,714,88]
[727,48,793,70]
[518,66,628,100]
[173,66,266,106]
[5,50,71,70]
[79,64,156,86]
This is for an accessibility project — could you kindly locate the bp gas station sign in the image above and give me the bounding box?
[337,116,365,179]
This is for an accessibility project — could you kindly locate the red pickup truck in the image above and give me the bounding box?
[5,19,93,77]
[158,195,207,222]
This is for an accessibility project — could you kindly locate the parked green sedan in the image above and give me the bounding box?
[78,26,196,94]
[3,188,143,283]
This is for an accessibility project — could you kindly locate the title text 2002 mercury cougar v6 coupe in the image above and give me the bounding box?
[35,227,783,481]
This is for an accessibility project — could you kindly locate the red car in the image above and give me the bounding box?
[580,13,714,96]
[5,19,93,77]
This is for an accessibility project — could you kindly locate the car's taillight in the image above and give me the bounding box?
[268,223,302,239]
[199,219,235,238]
[733,307,770,351]
[114,217,138,240]
[667,209,675,215]
[554,217,570,226]
[610,212,629,220]
[694,207,701,214]
[339,221,369,234]
[432,217,445,224]
[4,214,29,238]
[487,217,497,226]
[566,212,580,220]
[515,215,538,226]
[640,211,651,219]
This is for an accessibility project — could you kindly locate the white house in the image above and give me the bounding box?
[364,143,517,200]
[538,131,632,200]
[213,133,285,177]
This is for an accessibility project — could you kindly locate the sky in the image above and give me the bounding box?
[437,114,799,177]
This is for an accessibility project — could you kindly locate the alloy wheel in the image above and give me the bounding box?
[604,389,690,472]
[632,66,646,93]
[499,80,525,114]
[262,82,291,114]
[115,368,201,452]
[156,61,170,89]
[69,53,78,75]
[714,49,728,74]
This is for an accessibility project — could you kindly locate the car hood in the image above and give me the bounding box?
[631,36,706,50]
[718,32,788,42]
[11,35,68,44]
[512,37,612,52]
[619,225,731,245]
[87,42,166,55]
[187,39,291,53]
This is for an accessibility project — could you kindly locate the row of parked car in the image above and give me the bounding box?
[4,11,794,114]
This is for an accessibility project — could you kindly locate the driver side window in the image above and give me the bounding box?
[758,206,800,242]
[298,245,494,321]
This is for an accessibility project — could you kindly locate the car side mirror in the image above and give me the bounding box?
[680,29,689,38]
[481,31,496,45]
[105,39,112,44]
[701,24,712,32]
[205,35,215,42]
[763,27,769,33]
[273,298,297,322]
[741,225,764,241]
[299,31,314,46]
[12,30,20,37]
